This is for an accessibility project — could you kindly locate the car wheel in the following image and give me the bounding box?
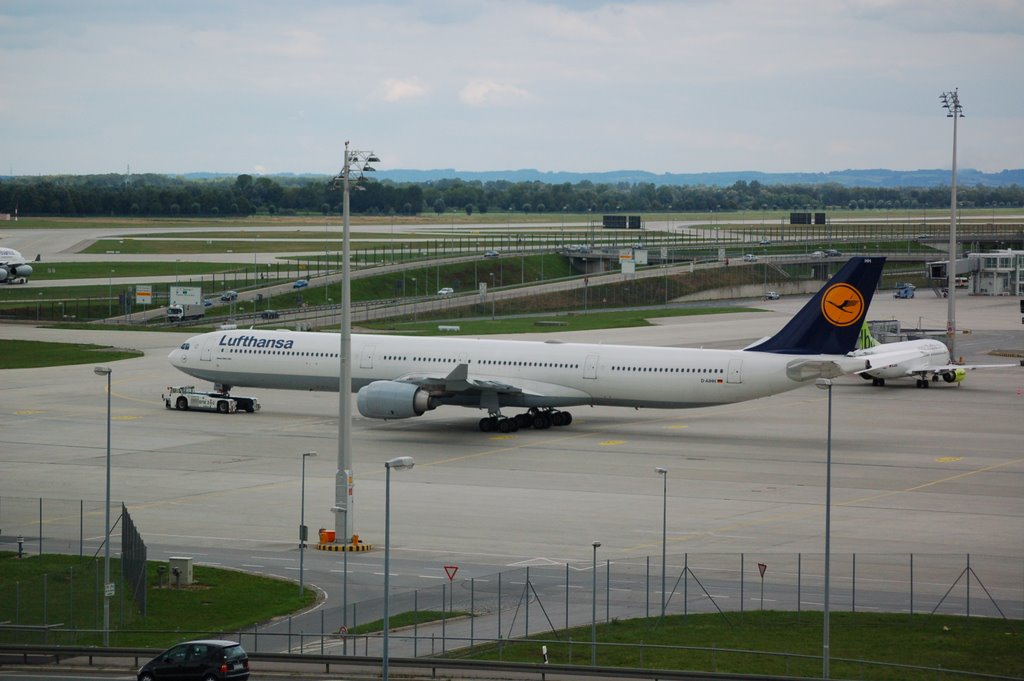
[176,396,188,410]
[139,674,155,681]
[203,675,218,681]
[217,401,229,414]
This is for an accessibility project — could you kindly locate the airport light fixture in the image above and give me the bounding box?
[383,456,415,681]
[591,540,601,666]
[299,451,317,596]
[815,377,834,678]
[330,142,379,546]
[93,366,113,646]
[655,467,668,618]
[940,89,964,359]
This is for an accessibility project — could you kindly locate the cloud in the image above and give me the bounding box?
[459,80,530,107]
[375,78,428,102]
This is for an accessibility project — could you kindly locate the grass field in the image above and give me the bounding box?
[1,339,143,369]
[3,553,1017,678]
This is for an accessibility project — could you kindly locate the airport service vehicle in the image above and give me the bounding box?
[167,303,206,322]
[437,287,454,296]
[762,291,781,300]
[743,254,757,262]
[893,286,915,299]
[220,290,238,302]
[138,639,249,681]
[169,258,885,432]
[163,386,260,413]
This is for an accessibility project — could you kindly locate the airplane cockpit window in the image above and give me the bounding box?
[180,342,190,350]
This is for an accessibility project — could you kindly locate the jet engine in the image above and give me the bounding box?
[942,368,967,383]
[356,380,435,419]
[0,264,32,281]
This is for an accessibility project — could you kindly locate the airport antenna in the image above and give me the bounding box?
[939,89,964,359]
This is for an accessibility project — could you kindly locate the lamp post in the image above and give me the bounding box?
[655,467,668,618]
[93,366,113,646]
[411,277,417,322]
[815,377,833,679]
[383,456,415,681]
[330,142,379,546]
[299,451,317,596]
[489,273,495,320]
[940,89,964,359]
[591,540,601,666]
[108,270,114,317]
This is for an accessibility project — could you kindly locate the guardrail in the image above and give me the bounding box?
[0,643,1011,681]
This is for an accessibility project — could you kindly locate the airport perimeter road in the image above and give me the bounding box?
[0,295,1021,641]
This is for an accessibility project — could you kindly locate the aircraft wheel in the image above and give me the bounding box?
[551,411,567,426]
[561,411,572,426]
[515,413,532,428]
[176,396,189,410]
[498,418,512,433]
[533,413,551,429]
[479,417,494,432]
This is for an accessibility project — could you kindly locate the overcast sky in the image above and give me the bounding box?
[2,0,1022,176]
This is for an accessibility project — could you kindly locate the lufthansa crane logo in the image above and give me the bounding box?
[820,283,865,327]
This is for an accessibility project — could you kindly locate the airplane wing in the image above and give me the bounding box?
[394,363,592,400]
[785,356,868,381]
[849,348,932,375]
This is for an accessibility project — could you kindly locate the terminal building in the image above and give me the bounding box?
[928,249,1024,297]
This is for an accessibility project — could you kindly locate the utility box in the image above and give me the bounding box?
[169,556,194,585]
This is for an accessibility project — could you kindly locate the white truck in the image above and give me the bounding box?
[167,303,206,322]
[163,386,260,414]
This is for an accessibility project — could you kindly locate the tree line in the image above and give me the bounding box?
[1,173,1022,218]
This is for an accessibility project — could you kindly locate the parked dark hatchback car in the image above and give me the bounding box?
[138,639,249,681]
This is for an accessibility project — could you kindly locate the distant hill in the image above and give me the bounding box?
[368,168,1024,188]
[173,168,1024,188]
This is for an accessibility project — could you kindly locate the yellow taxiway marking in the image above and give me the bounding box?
[15,410,46,415]
[599,440,626,446]
[489,435,515,441]
[665,424,690,429]
[935,456,962,463]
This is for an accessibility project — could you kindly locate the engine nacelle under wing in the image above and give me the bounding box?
[357,380,435,419]
[14,264,33,277]
[942,368,967,383]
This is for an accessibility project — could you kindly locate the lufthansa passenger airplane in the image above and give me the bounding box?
[168,257,885,431]
[850,324,1016,388]
[0,247,33,284]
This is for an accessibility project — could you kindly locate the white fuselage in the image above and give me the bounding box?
[169,329,843,411]
[850,338,950,379]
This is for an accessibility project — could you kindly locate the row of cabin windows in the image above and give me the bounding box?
[383,355,579,369]
[223,347,720,375]
[612,366,724,374]
[228,348,337,357]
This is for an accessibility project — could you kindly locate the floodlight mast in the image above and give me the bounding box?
[940,89,964,359]
[329,141,379,545]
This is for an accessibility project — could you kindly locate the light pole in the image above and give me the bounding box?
[93,366,113,646]
[330,142,379,546]
[655,467,668,617]
[108,270,114,317]
[299,451,317,596]
[489,273,495,320]
[940,89,964,359]
[591,540,601,666]
[383,456,415,681]
[411,277,417,322]
[815,377,833,679]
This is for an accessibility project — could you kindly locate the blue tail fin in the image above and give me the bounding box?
[747,257,885,355]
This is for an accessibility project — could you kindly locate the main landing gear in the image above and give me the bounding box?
[478,408,574,433]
